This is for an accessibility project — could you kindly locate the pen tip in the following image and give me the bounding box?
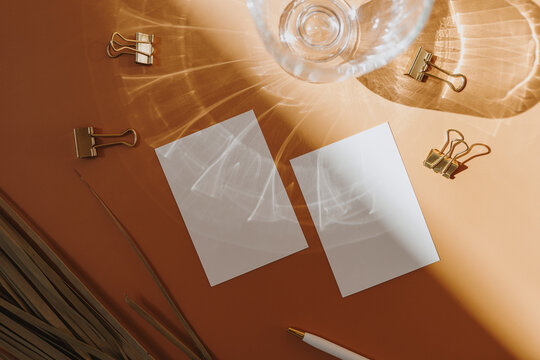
[287,328,305,339]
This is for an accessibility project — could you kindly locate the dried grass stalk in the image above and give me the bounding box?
[76,171,213,360]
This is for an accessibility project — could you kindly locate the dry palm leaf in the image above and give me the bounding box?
[0,189,153,360]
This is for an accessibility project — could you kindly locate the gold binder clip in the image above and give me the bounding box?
[74,127,137,159]
[406,47,466,92]
[434,139,470,178]
[424,129,491,179]
[106,32,154,65]
[424,129,465,169]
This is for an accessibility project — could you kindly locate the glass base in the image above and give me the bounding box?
[279,0,358,63]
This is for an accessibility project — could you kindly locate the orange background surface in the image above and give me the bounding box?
[1,0,539,359]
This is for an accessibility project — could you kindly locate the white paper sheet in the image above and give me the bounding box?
[155,111,308,286]
[290,123,439,297]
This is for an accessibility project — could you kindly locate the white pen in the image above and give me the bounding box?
[288,328,370,360]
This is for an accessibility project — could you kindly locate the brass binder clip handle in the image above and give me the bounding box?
[106,32,154,65]
[423,129,465,169]
[424,61,467,93]
[440,129,465,153]
[406,47,467,92]
[454,143,492,165]
[74,127,137,159]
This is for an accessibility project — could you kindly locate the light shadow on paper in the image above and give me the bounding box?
[155,111,307,286]
[291,123,439,297]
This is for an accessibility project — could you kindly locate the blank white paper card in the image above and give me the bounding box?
[290,123,439,297]
[155,111,307,286]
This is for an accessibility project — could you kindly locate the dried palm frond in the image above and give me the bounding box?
[0,190,153,360]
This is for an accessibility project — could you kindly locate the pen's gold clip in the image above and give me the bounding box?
[406,47,466,92]
[106,32,154,65]
[287,328,305,339]
[74,127,137,159]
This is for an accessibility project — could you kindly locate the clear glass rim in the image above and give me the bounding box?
[247,0,435,82]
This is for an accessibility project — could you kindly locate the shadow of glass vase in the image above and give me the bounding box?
[358,0,540,119]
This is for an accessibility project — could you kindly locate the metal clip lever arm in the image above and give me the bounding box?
[91,129,138,149]
[423,61,467,93]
